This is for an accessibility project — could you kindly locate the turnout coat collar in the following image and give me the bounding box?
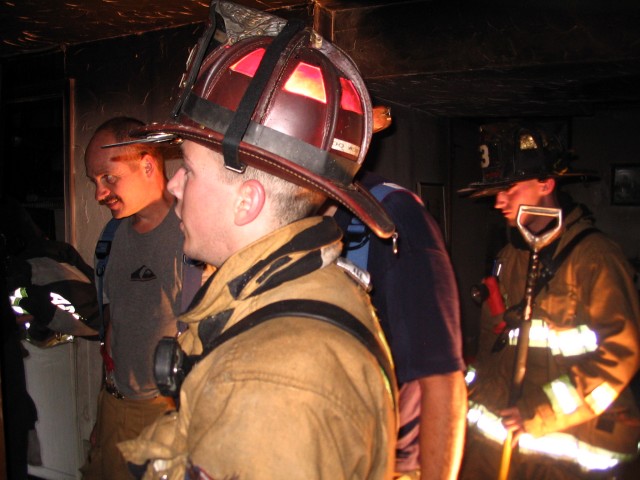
[177,215,344,356]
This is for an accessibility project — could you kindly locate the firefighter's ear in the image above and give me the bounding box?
[234,179,265,226]
[140,152,155,176]
[540,178,555,195]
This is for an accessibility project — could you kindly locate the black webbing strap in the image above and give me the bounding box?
[535,227,599,295]
[182,93,358,184]
[95,217,122,341]
[221,19,305,172]
[171,2,219,118]
[196,299,396,407]
[492,227,599,352]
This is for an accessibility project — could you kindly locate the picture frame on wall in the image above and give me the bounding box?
[417,182,449,246]
[611,164,640,205]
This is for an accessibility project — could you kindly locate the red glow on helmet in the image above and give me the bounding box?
[283,62,327,104]
[230,48,266,77]
[340,78,363,114]
[227,44,362,114]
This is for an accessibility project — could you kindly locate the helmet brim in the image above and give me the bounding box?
[458,171,600,198]
[115,121,396,239]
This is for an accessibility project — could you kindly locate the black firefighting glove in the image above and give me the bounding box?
[10,280,99,327]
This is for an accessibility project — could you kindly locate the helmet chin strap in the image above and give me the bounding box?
[221,19,305,173]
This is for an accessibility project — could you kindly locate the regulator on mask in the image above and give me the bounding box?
[154,337,197,399]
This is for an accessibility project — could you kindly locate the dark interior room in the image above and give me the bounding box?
[2,0,640,478]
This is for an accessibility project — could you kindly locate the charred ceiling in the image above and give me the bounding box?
[2,0,640,118]
[315,1,640,117]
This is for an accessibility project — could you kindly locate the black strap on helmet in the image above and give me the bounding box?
[181,93,359,185]
[171,2,219,118]
[221,19,305,173]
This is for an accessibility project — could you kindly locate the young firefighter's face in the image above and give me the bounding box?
[168,140,238,267]
[493,179,549,227]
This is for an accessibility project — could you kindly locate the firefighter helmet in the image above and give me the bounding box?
[458,121,597,198]
[116,1,394,238]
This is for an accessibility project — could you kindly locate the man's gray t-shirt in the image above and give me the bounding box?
[104,208,183,399]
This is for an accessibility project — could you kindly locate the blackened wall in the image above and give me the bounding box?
[0,24,206,466]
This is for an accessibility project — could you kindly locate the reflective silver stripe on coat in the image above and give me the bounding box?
[467,402,636,471]
[508,319,598,356]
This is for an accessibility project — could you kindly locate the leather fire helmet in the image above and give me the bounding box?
[459,121,597,198]
[111,0,395,238]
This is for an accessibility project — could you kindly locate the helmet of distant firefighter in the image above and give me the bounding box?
[458,121,597,198]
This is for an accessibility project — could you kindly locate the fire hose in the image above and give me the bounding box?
[497,205,563,480]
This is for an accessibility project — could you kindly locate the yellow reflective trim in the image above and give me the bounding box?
[468,401,636,471]
[518,431,635,471]
[555,325,598,356]
[467,402,507,443]
[543,375,581,415]
[465,366,477,386]
[374,331,398,417]
[508,319,550,347]
[585,382,617,415]
[507,320,598,357]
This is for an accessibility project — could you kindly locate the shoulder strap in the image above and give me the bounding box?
[493,227,600,352]
[345,182,404,270]
[180,256,207,333]
[95,217,123,340]
[535,227,599,294]
[197,299,396,408]
[95,218,122,276]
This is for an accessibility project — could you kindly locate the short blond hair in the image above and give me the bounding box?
[217,161,326,227]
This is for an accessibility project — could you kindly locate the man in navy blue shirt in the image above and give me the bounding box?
[334,170,467,480]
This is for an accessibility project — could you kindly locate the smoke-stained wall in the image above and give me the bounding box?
[0,24,207,469]
[365,102,449,190]
[568,110,640,263]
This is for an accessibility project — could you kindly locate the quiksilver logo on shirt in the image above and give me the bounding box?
[131,266,156,281]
